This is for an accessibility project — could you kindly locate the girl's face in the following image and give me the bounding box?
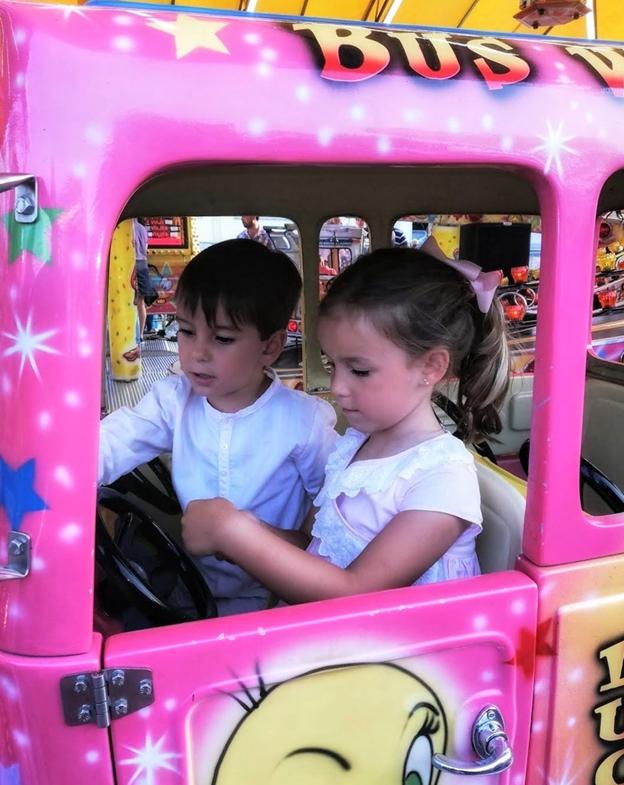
[318,312,434,437]
[176,304,279,412]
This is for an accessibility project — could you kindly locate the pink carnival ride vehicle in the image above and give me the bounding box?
[1,3,624,784]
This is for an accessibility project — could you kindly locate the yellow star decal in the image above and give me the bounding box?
[148,15,229,59]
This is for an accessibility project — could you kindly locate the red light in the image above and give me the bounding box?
[288,320,300,333]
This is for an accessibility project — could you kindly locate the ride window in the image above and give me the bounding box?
[103,215,302,417]
[318,216,368,300]
[581,208,624,516]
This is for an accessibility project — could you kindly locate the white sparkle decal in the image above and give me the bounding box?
[511,598,526,614]
[57,5,89,21]
[244,32,261,45]
[12,729,29,747]
[448,117,461,133]
[261,47,276,61]
[120,732,180,785]
[318,127,333,146]
[54,466,73,489]
[86,750,100,764]
[531,121,577,177]
[60,523,82,543]
[248,118,267,136]
[295,85,310,102]
[0,675,19,700]
[546,749,581,785]
[113,35,135,52]
[256,62,272,78]
[482,114,494,131]
[501,135,513,151]
[85,125,106,146]
[473,614,488,630]
[403,109,421,123]
[65,391,81,407]
[377,136,391,154]
[2,313,59,380]
[72,250,86,268]
[1,373,12,396]
[39,411,52,429]
[72,162,88,179]
[568,666,583,683]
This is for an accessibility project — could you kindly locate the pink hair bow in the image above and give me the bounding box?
[421,236,501,314]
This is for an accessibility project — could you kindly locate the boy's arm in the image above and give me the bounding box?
[181,499,465,604]
[99,379,176,485]
[292,399,337,497]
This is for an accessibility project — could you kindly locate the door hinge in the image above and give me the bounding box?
[60,668,155,728]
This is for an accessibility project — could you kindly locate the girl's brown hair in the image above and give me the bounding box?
[319,247,510,443]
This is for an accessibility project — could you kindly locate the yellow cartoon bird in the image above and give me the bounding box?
[212,662,447,785]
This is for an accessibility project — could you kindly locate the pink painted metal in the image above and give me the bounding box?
[0,3,623,784]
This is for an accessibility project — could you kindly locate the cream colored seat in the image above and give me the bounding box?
[473,456,526,573]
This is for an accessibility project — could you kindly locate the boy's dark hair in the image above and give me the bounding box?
[176,239,301,339]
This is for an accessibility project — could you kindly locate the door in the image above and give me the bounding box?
[104,572,536,785]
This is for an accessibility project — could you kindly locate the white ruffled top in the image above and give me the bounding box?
[307,428,482,585]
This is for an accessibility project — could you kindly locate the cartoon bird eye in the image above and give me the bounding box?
[403,734,433,785]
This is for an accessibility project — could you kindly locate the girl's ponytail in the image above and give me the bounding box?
[456,298,510,444]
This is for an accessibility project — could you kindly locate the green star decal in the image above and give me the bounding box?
[2,208,63,265]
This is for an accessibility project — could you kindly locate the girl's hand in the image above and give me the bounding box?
[181,497,239,556]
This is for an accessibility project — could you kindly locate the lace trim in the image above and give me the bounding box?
[310,503,364,568]
[314,429,473,505]
[311,502,480,580]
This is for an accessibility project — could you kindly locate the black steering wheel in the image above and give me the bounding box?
[519,439,624,514]
[96,487,217,631]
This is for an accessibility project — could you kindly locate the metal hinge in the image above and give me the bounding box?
[60,668,155,728]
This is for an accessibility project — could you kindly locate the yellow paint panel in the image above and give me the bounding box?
[461,0,526,33]
[390,0,472,28]
[543,13,591,38]
[596,0,624,41]
[177,0,239,7]
[255,0,307,14]
[303,0,371,21]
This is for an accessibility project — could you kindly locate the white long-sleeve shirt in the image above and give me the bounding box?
[99,372,337,614]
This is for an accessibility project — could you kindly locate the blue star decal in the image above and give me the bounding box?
[0,457,47,531]
[0,763,22,785]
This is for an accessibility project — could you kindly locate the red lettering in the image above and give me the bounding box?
[565,46,624,98]
[292,23,390,82]
[466,38,531,90]
[387,32,460,80]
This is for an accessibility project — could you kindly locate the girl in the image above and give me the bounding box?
[181,242,509,604]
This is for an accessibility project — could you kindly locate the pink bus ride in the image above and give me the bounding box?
[1,3,624,784]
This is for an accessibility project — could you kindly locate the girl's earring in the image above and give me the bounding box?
[422,377,429,386]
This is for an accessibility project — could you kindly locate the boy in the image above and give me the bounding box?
[99,239,336,615]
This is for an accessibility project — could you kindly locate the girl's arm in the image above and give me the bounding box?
[181,499,466,604]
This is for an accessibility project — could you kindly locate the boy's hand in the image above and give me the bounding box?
[181,498,238,556]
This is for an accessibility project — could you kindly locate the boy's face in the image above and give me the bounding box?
[176,304,282,412]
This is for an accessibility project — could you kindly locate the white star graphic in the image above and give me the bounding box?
[531,120,578,178]
[2,313,59,380]
[120,732,180,785]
